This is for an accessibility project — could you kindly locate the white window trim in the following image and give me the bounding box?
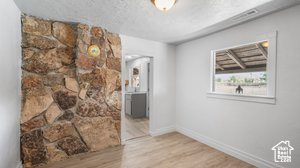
[207,31,277,104]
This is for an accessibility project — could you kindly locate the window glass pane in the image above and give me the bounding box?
[214,41,268,96]
[215,72,267,96]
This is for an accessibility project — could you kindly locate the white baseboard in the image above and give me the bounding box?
[150,125,176,137]
[16,161,22,168]
[176,126,283,168]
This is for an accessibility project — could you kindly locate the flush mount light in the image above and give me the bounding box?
[88,45,101,57]
[151,0,176,11]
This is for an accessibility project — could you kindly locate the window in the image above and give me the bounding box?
[214,41,268,96]
[208,32,277,104]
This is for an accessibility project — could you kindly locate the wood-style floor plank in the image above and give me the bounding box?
[41,132,255,168]
[124,115,149,140]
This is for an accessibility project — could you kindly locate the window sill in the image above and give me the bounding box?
[207,92,276,104]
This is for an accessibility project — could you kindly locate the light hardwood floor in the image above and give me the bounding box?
[41,132,255,168]
[124,115,149,140]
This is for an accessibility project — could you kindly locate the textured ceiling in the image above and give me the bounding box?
[14,0,300,44]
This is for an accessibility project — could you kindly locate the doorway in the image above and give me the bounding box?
[121,55,153,141]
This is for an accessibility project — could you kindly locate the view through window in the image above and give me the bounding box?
[214,41,268,96]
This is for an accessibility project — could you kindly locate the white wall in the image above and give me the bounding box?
[176,5,300,168]
[0,1,21,168]
[121,35,176,135]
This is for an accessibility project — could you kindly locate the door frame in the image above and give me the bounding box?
[121,50,154,144]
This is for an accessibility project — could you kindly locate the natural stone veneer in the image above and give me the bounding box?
[65,77,79,92]
[45,103,62,124]
[21,15,121,167]
[74,117,120,151]
[57,136,89,156]
[21,92,53,124]
[46,143,68,162]
[21,129,47,167]
[53,90,77,110]
[43,121,77,142]
[52,22,76,47]
[23,34,59,50]
[22,16,51,36]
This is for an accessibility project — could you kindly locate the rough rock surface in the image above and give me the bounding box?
[53,91,77,110]
[106,91,122,110]
[23,34,58,49]
[57,136,88,156]
[76,98,107,117]
[107,32,121,46]
[78,69,106,89]
[65,77,79,92]
[21,129,47,166]
[22,49,63,74]
[76,55,98,70]
[52,22,76,47]
[106,57,121,72]
[106,69,121,94]
[78,23,89,31]
[78,30,90,45]
[22,16,51,36]
[114,120,121,136]
[21,93,53,123]
[90,36,106,49]
[110,111,121,121]
[23,48,36,60]
[45,103,62,124]
[21,116,46,134]
[74,117,120,151]
[58,67,76,78]
[57,110,74,121]
[57,47,75,65]
[21,129,44,149]
[46,144,68,162]
[110,44,121,58]
[79,88,87,100]
[78,68,120,95]
[107,32,121,58]
[21,16,121,167]
[91,27,103,37]
[22,75,44,95]
[43,73,64,87]
[22,147,47,167]
[77,40,88,54]
[88,88,106,103]
[43,121,76,142]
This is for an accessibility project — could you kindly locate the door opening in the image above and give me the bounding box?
[121,55,153,142]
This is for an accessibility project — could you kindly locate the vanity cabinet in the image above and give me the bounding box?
[125,93,147,118]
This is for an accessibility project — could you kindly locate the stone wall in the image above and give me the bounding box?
[20,16,121,167]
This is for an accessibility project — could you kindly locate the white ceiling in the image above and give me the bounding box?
[14,0,300,44]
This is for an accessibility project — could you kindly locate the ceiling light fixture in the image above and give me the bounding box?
[151,0,176,11]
